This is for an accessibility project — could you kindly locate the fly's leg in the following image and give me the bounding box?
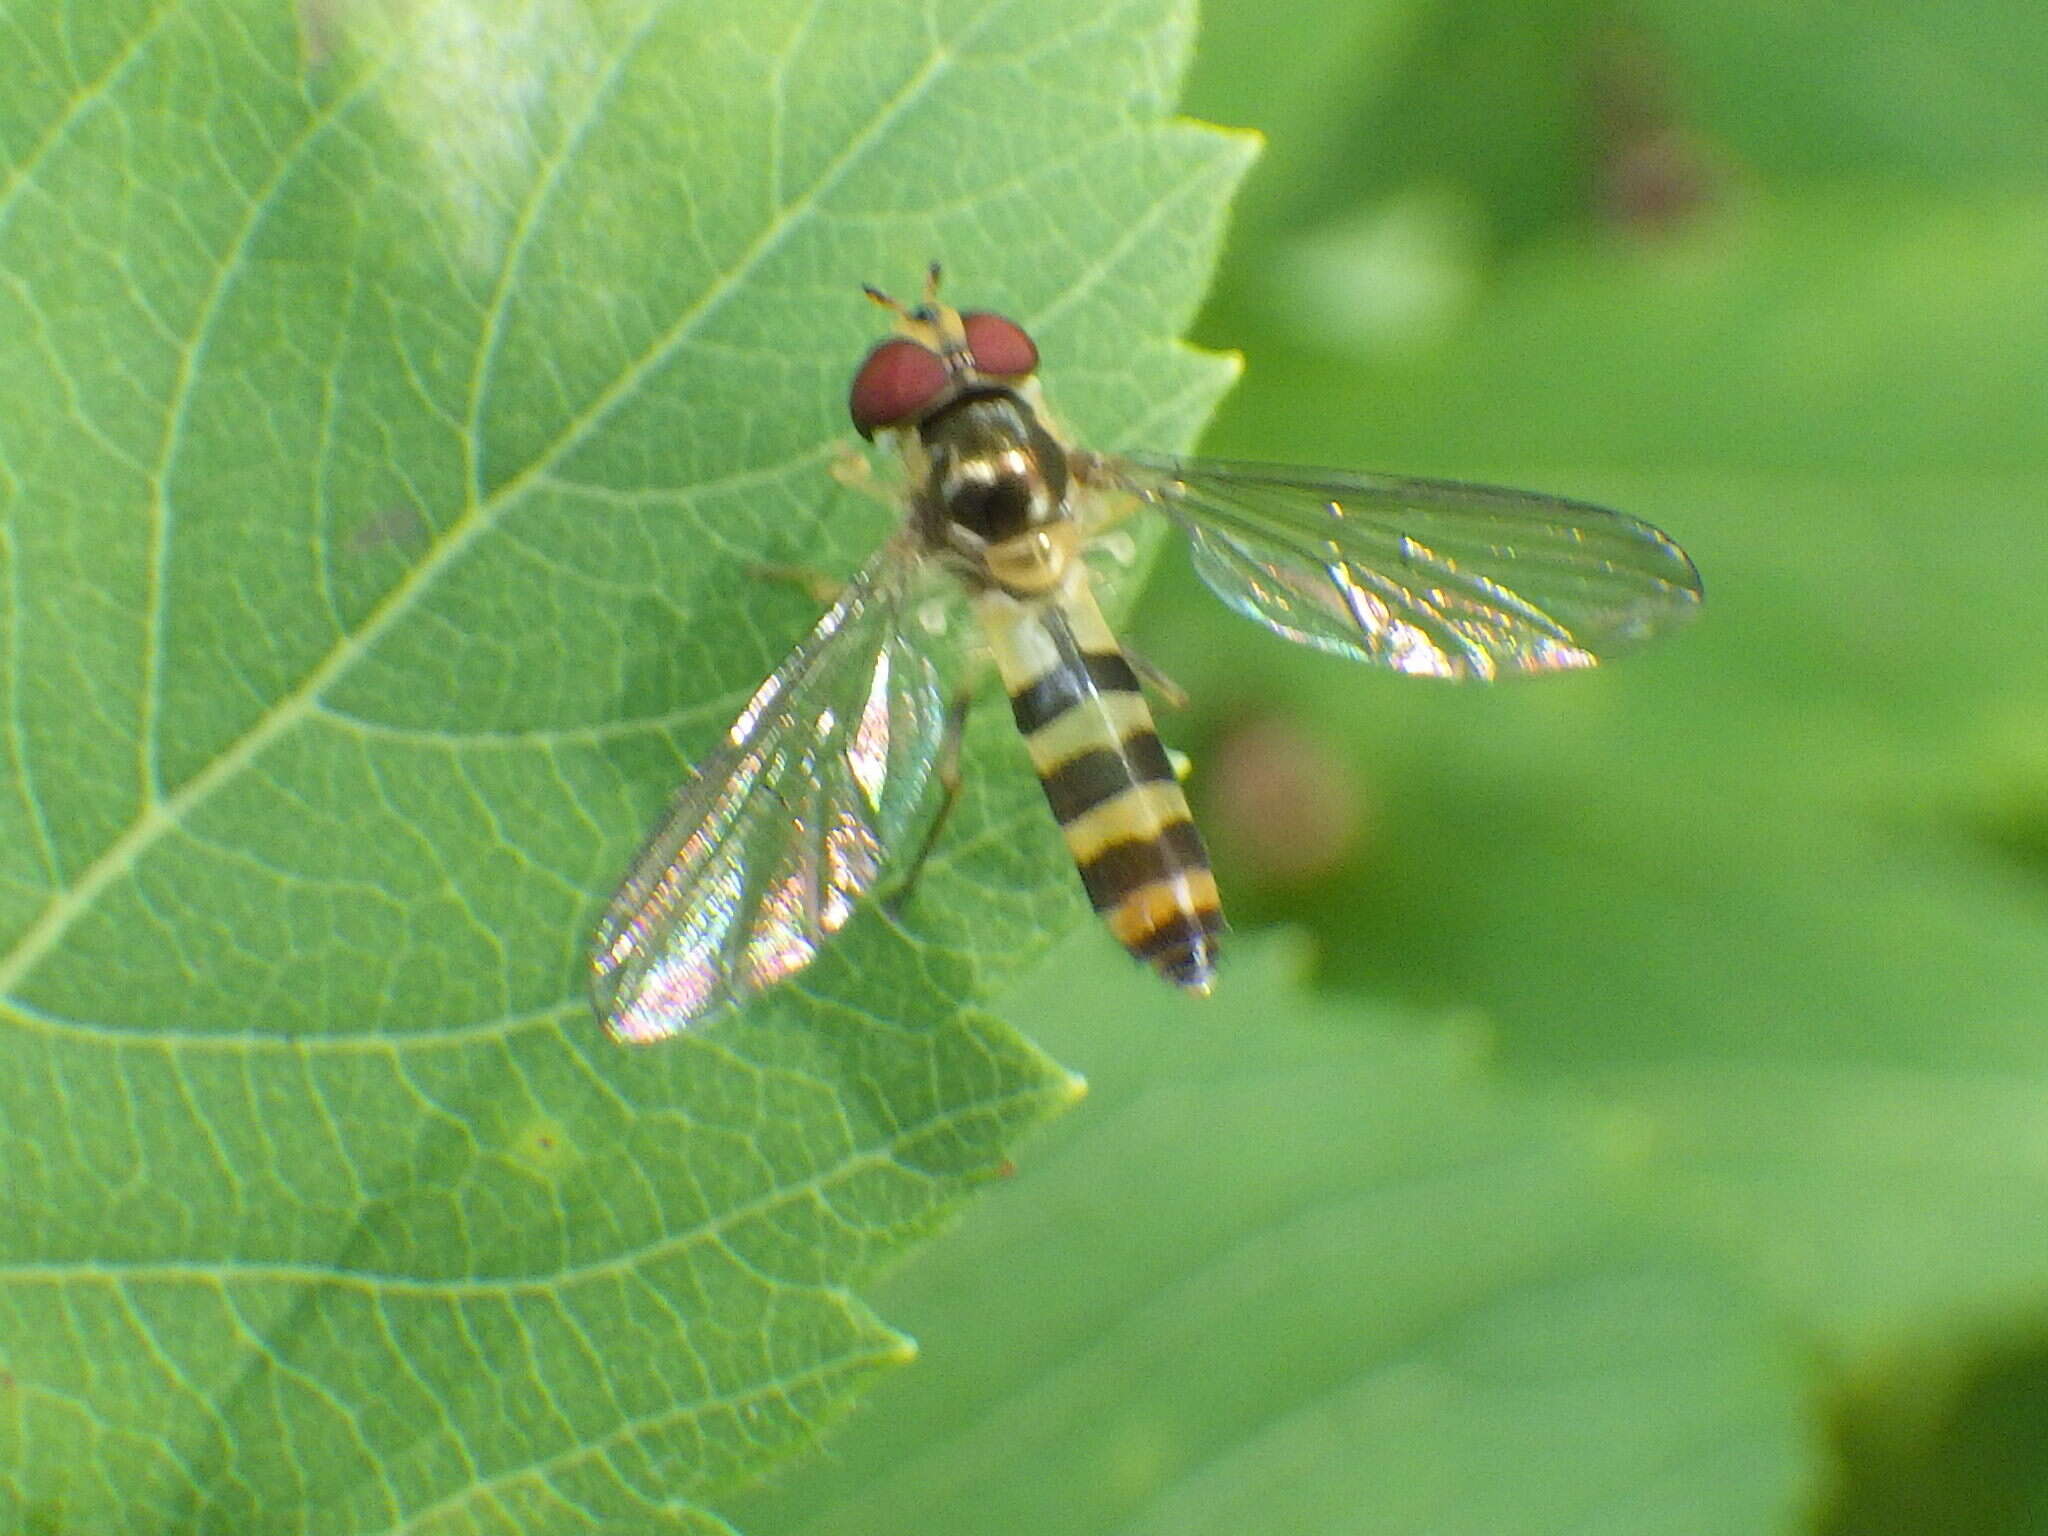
[831,446,900,505]
[882,682,976,917]
[748,450,904,601]
[1069,448,1150,536]
[1071,456,1186,705]
[1120,643,1190,712]
[749,563,844,606]
[1120,644,1191,780]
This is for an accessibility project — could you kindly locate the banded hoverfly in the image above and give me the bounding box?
[590,267,1702,1043]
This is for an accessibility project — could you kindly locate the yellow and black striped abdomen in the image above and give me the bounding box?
[977,584,1223,992]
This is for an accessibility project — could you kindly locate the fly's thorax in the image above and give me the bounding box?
[910,389,1078,597]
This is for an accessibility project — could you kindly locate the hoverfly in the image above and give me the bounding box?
[591,266,1701,1042]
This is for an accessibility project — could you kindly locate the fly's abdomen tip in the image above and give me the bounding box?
[1111,883,1225,998]
[1159,943,1219,995]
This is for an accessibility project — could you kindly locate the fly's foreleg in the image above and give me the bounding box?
[748,452,903,602]
[883,682,977,917]
[749,563,844,605]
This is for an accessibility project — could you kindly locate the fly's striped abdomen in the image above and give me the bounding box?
[976,581,1222,992]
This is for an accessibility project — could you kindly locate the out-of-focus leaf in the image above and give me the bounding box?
[1640,0,2048,185]
[1139,189,2048,1359]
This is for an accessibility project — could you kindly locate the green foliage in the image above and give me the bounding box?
[730,935,1816,1535]
[1159,0,2048,1530]
[10,0,2048,1530]
[1171,11,2048,1366]
[0,0,1243,1529]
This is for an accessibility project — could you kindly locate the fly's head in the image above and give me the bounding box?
[848,266,1076,597]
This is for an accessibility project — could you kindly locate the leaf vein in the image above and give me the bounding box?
[142,64,395,804]
[0,0,185,236]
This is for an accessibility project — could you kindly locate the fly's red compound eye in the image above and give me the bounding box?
[848,337,949,438]
[961,311,1039,378]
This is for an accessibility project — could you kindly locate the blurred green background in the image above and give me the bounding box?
[735,0,2048,1531]
[1158,0,2048,1068]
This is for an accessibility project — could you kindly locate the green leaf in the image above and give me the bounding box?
[728,934,1818,1536]
[0,0,1248,1528]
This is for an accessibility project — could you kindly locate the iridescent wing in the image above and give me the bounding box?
[591,540,948,1042]
[1082,451,1703,679]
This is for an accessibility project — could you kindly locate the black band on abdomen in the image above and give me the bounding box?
[1041,731,1177,823]
[1076,819,1210,912]
[1008,651,1141,735]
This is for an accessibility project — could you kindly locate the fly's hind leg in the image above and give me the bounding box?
[882,681,977,918]
[1120,643,1190,712]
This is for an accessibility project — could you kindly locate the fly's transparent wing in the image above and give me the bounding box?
[1086,451,1703,680]
[592,542,947,1042]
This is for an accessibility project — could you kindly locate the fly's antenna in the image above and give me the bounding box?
[862,282,907,317]
[862,261,944,315]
